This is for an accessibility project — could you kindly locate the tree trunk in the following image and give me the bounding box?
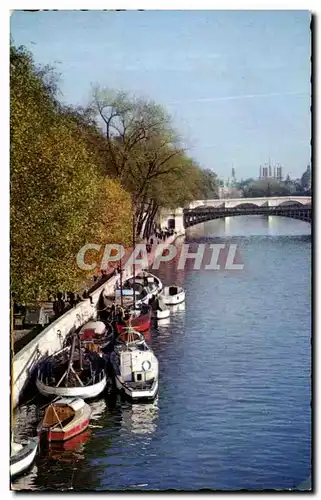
[143,201,158,240]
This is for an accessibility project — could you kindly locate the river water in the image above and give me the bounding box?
[12,216,311,491]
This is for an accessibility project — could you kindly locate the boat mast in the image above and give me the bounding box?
[78,332,83,371]
[120,253,123,308]
[66,333,77,385]
[132,199,136,310]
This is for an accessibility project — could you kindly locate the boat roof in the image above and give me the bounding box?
[79,321,106,335]
[53,397,84,412]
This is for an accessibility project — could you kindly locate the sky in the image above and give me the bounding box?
[10,10,311,180]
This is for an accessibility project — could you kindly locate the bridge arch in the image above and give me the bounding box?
[277,200,306,207]
[183,204,311,228]
[231,202,263,209]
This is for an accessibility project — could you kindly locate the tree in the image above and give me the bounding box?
[92,87,188,237]
[242,179,290,198]
[199,169,219,199]
[10,44,133,301]
[236,178,255,197]
[300,165,311,191]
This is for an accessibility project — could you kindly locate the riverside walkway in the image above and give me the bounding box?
[13,231,179,354]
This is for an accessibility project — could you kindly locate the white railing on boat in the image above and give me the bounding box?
[38,369,105,387]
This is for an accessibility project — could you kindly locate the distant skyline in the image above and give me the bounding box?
[10,10,311,179]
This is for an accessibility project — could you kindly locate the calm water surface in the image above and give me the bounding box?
[12,216,311,491]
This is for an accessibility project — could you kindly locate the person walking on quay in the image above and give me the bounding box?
[82,289,93,304]
[53,292,65,317]
[68,292,76,308]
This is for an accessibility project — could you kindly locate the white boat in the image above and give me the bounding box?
[110,329,159,401]
[156,308,170,319]
[162,285,186,305]
[115,272,163,306]
[135,271,163,296]
[36,370,107,400]
[152,295,170,319]
[10,437,38,478]
[36,334,107,400]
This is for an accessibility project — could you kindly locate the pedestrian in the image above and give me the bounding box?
[68,292,76,307]
[55,292,65,316]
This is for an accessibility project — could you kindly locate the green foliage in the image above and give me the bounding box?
[241,179,291,198]
[11,44,219,301]
[300,165,311,191]
[10,44,132,302]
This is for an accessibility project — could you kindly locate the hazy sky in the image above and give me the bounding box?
[10,10,311,180]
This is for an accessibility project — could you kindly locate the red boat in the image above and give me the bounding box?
[79,321,107,341]
[37,397,92,442]
[116,310,151,339]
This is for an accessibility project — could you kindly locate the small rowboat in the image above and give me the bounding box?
[152,295,170,319]
[162,285,185,305]
[10,437,39,478]
[156,308,170,319]
[37,397,91,442]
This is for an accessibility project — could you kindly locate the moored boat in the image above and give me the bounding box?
[135,271,163,298]
[116,308,152,337]
[36,333,107,399]
[151,294,170,319]
[156,307,170,319]
[162,285,185,305]
[37,397,91,442]
[113,272,162,307]
[10,437,39,478]
[79,320,112,354]
[110,329,158,401]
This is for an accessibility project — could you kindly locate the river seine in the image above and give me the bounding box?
[12,215,311,491]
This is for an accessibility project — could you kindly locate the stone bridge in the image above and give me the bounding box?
[159,196,311,233]
[189,196,311,209]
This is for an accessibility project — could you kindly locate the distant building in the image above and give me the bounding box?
[276,165,283,181]
[259,162,283,181]
[259,165,269,179]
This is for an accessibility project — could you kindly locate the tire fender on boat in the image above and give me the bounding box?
[142,360,151,371]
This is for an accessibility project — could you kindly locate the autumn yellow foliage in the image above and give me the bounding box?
[10,44,132,301]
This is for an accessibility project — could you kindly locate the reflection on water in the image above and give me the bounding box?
[121,399,159,436]
[188,215,311,238]
[11,464,38,491]
[89,399,107,421]
[46,430,91,462]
